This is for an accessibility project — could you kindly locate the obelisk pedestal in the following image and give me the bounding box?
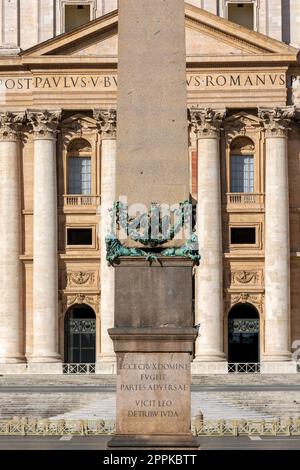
[108,259,198,448]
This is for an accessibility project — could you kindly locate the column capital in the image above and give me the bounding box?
[189,107,226,139]
[0,111,25,141]
[259,106,295,138]
[27,110,62,139]
[93,109,117,139]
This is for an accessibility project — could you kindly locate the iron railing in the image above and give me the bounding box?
[0,418,299,437]
[62,195,100,207]
[228,363,261,374]
[62,363,96,374]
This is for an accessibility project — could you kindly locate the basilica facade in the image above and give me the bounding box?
[1,2,300,374]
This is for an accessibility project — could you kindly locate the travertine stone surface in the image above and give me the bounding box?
[261,107,294,362]
[0,112,24,363]
[0,3,300,375]
[290,0,300,47]
[116,0,189,207]
[95,109,117,365]
[28,110,61,363]
[1,0,298,52]
[191,108,226,362]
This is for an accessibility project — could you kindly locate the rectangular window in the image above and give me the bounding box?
[228,3,254,30]
[231,227,256,245]
[68,157,91,195]
[65,4,91,33]
[230,155,254,193]
[67,228,93,246]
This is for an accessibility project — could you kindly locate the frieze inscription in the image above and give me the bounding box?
[0,72,289,92]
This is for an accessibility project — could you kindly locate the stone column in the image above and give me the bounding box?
[94,109,117,373]
[190,108,227,374]
[259,107,296,373]
[27,110,62,366]
[0,112,24,365]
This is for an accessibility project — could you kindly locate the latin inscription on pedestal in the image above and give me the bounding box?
[116,352,191,435]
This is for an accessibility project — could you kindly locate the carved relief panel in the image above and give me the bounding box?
[225,268,264,289]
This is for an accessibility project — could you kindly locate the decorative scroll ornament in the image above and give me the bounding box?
[224,112,261,144]
[67,293,98,308]
[189,107,226,138]
[27,110,62,139]
[0,111,25,141]
[231,292,264,311]
[93,109,117,138]
[259,106,295,138]
[67,271,95,286]
[232,271,258,285]
[232,292,251,304]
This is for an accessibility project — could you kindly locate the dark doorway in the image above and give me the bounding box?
[64,304,96,363]
[228,304,259,363]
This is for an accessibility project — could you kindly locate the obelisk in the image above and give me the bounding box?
[108,0,198,449]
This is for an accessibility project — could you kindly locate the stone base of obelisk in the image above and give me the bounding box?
[107,258,199,450]
[108,434,199,449]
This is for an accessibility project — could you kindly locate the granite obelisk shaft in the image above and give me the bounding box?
[116,0,189,207]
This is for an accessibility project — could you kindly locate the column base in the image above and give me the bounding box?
[0,356,26,364]
[192,360,228,374]
[260,361,297,374]
[27,355,61,364]
[107,434,200,450]
[194,352,227,362]
[262,352,292,362]
[96,355,117,374]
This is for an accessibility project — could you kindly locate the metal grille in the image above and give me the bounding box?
[228,363,260,374]
[69,319,96,334]
[229,319,259,334]
[63,363,96,374]
[64,317,96,364]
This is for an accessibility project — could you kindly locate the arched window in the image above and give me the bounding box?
[64,304,96,364]
[67,138,92,195]
[228,303,260,365]
[230,137,255,193]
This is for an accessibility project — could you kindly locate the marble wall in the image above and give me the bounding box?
[0,0,299,53]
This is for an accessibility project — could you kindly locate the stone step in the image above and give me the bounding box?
[0,375,116,387]
[1,391,300,422]
[1,373,300,387]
